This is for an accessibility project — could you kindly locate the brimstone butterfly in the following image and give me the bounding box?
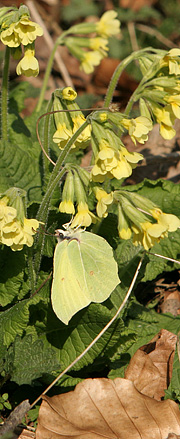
[51,225,120,325]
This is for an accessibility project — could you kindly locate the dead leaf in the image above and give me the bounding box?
[159,290,180,316]
[125,329,177,400]
[36,377,180,438]
[119,0,158,12]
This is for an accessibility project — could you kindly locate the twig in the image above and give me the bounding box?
[30,254,144,408]
[128,22,139,52]
[26,0,74,88]
[136,24,177,49]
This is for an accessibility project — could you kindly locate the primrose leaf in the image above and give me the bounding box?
[11,335,60,385]
[165,348,180,402]
[142,229,180,282]
[0,247,28,307]
[28,302,124,373]
[0,301,30,347]
[9,82,31,112]
[0,139,42,202]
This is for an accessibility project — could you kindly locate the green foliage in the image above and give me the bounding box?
[1,1,180,428]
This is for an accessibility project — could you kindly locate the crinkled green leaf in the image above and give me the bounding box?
[122,178,180,217]
[28,300,124,373]
[142,229,180,282]
[108,301,180,379]
[0,301,30,347]
[0,281,50,348]
[9,82,31,113]
[11,335,60,385]
[165,348,180,402]
[0,247,28,307]
[0,139,42,202]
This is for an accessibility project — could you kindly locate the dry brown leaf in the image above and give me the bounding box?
[119,0,158,12]
[36,377,180,439]
[125,329,177,400]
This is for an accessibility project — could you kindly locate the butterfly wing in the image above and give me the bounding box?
[51,231,120,324]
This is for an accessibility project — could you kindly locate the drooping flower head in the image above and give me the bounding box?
[53,88,91,151]
[96,10,120,38]
[121,116,153,145]
[94,187,113,218]
[0,7,43,47]
[114,190,180,250]
[0,5,43,77]
[160,48,180,75]
[16,44,39,77]
[0,188,39,251]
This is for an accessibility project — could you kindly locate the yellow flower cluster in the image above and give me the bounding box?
[53,88,91,151]
[0,15,43,47]
[139,49,180,140]
[0,8,43,77]
[94,187,113,218]
[122,116,153,145]
[91,139,143,183]
[116,192,180,250]
[64,10,120,74]
[0,198,39,251]
[71,202,97,228]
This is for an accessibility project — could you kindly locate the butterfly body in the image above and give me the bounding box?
[51,227,120,324]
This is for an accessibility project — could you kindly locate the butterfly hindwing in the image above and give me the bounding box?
[51,230,120,324]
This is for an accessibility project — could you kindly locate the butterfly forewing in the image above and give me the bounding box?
[51,230,120,325]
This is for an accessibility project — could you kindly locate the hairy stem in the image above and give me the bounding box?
[1,46,10,140]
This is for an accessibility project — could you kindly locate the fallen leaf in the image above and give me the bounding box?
[125,329,177,400]
[36,377,180,438]
[119,0,158,12]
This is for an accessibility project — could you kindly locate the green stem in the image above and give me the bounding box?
[124,81,144,115]
[1,46,10,140]
[42,96,54,188]
[104,47,159,109]
[34,118,90,275]
[36,33,69,113]
[27,247,36,293]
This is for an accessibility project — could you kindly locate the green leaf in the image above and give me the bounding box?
[0,301,30,347]
[0,247,28,307]
[28,299,125,373]
[108,302,180,379]
[165,348,180,402]
[142,230,180,282]
[9,82,31,113]
[11,334,60,385]
[0,139,42,202]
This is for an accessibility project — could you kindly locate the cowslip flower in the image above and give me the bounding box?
[152,104,176,139]
[91,140,143,182]
[132,220,168,250]
[0,14,43,47]
[71,202,97,228]
[62,87,77,101]
[165,94,180,119]
[122,116,153,145]
[53,122,73,149]
[160,48,180,75]
[1,217,39,251]
[59,200,75,215]
[59,171,75,215]
[72,115,91,147]
[96,10,120,38]
[89,37,109,57]
[16,45,39,77]
[0,198,17,230]
[80,50,103,74]
[94,187,113,218]
[151,208,180,232]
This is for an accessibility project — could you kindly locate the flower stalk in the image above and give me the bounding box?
[1,46,10,140]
